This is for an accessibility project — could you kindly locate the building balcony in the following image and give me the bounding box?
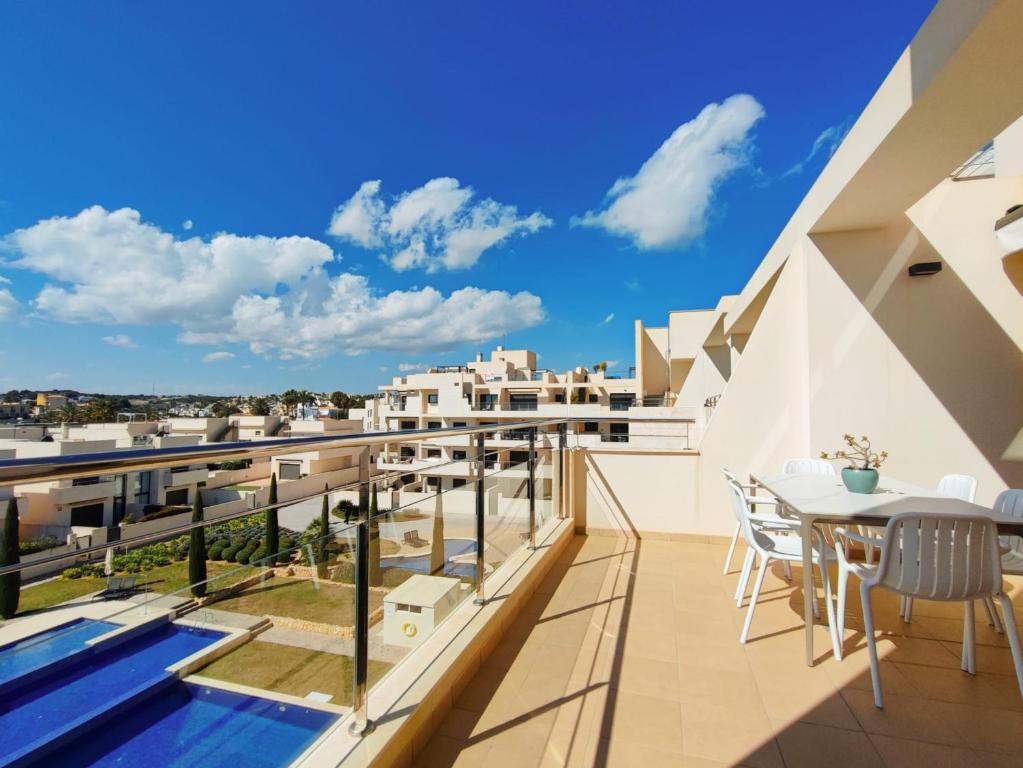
[50,479,116,505]
[161,466,210,487]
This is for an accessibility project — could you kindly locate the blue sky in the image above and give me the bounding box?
[0,1,935,396]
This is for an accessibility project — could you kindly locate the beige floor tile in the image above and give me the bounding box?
[868,735,988,768]
[759,684,861,731]
[840,689,963,746]
[415,734,490,768]
[774,721,883,768]
[593,690,684,754]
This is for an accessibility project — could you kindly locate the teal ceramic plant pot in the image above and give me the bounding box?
[842,467,879,494]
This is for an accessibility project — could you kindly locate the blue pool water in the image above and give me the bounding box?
[49,683,337,768]
[385,538,478,578]
[0,618,119,687]
[0,622,223,765]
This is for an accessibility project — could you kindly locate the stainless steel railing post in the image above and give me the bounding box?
[557,423,567,519]
[527,426,536,550]
[474,431,486,606]
[348,517,374,737]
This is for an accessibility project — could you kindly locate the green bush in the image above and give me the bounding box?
[208,541,227,560]
[61,566,85,580]
[222,543,244,562]
[20,536,62,556]
[329,560,355,583]
[249,545,268,564]
[381,567,416,588]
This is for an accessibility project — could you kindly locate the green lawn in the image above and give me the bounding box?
[209,577,382,625]
[13,560,254,617]
[197,640,391,706]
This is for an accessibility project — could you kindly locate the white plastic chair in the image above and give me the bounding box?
[836,512,1023,708]
[722,469,792,605]
[902,474,981,623]
[995,489,1023,575]
[725,478,841,656]
[782,458,836,476]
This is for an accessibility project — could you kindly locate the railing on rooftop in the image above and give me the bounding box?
[0,414,695,755]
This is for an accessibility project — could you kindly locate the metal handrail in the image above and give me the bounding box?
[0,418,566,485]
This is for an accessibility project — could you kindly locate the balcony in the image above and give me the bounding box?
[161,465,209,487]
[414,535,1023,766]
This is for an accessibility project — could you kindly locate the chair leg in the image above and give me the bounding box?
[982,596,1003,633]
[836,562,849,655]
[723,521,740,575]
[860,583,883,708]
[818,559,841,661]
[902,596,914,623]
[997,593,1023,701]
[735,549,755,606]
[740,556,770,644]
[783,560,792,581]
[962,600,976,675]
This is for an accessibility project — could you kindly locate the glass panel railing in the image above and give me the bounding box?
[366,473,481,692]
[481,445,531,577]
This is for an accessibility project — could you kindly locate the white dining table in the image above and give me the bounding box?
[750,471,1023,666]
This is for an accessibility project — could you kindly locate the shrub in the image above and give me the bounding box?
[222,543,243,562]
[61,566,84,580]
[249,545,268,564]
[19,536,61,556]
[208,542,227,561]
[137,505,191,523]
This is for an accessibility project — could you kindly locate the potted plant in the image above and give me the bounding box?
[821,435,889,494]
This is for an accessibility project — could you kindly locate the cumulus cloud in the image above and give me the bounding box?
[202,351,235,363]
[603,313,615,324]
[576,94,765,249]
[182,219,194,231]
[102,334,136,348]
[782,120,851,177]
[328,177,552,272]
[5,205,546,358]
[398,362,427,372]
[0,288,17,321]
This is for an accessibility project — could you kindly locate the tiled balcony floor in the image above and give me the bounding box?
[416,535,1023,767]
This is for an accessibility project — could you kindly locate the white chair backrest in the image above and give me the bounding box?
[936,474,978,503]
[994,489,1023,557]
[725,478,771,553]
[874,513,1001,598]
[782,458,835,476]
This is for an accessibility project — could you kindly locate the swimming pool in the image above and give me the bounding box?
[0,618,119,689]
[0,622,224,766]
[383,537,478,578]
[48,683,337,768]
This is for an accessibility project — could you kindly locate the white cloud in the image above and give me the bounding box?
[0,288,17,321]
[782,120,851,177]
[46,372,68,381]
[603,313,615,324]
[378,365,389,373]
[182,219,193,231]
[5,206,546,359]
[328,177,552,272]
[576,94,765,249]
[398,362,427,372]
[202,351,235,363]
[102,333,136,348]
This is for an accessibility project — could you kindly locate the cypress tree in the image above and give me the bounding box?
[318,485,329,577]
[189,492,207,598]
[1,498,21,619]
[266,473,280,563]
[368,484,381,586]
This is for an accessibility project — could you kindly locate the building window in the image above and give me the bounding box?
[453,421,466,428]
[426,477,440,490]
[453,450,467,460]
[509,451,529,465]
[400,420,416,430]
[478,394,497,410]
[279,462,302,480]
[165,488,189,506]
[588,394,599,403]
[427,394,439,404]
[452,478,467,488]
[583,422,598,433]
[426,449,441,458]
[427,421,441,429]
[554,393,564,403]
[69,503,105,528]
[395,603,423,614]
